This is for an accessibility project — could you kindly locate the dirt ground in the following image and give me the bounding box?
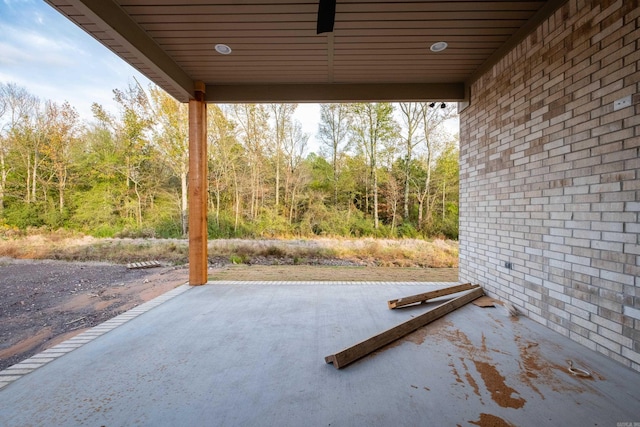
[0,258,189,371]
[0,258,458,371]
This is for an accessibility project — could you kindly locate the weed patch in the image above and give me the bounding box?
[0,234,458,268]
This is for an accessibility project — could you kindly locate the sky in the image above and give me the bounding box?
[0,0,322,149]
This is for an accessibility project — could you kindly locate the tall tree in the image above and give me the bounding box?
[349,103,397,229]
[398,102,423,221]
[269,103,297,211]
[318,104,351,207]
[282,120,309,223]
[417,103,456,230]
[231,104,269,219]
[0,84,39,205]
[208,104,242,232]
[148,86,189,236]
[113,83,154,226]
[40,100,80,214]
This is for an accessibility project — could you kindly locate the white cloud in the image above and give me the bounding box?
[0,1,154,121]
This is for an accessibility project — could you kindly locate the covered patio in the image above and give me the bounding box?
[1,281,639,426]
[1,0,639,424]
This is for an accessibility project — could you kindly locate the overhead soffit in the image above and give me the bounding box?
[44,0,565,103]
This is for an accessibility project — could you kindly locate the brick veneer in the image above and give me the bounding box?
[459,0,640,371]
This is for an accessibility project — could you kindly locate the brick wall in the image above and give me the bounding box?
[459,0,640,371]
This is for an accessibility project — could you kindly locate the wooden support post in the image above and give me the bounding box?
[325,287,484,369]
[387,283,478,309]
[188,83,208,286]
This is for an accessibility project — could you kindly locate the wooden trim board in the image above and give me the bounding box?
[126,261,161,269]
[387,283,478,309]
[325,287,484,369]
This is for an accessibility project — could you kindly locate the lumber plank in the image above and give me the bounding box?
[387,283,478,309]
[325,287,484,369]
[126,260,161,269]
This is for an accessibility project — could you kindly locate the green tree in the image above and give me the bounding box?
[40,100,80,215]
[349,103,398,229]
[148,86,189,236]
[398,102,423,222]
[318,103,351,208]
[417,103,456,230]
[269,103,297,211]
[231,104,269,219]
[282,120,310,224]
[209,105,243,233]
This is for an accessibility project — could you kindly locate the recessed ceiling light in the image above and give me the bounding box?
[430,41,448,52]
[215,44,232,55]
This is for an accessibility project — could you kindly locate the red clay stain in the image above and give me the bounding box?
[450,362,465,384]
[461,358,482,398]
[469,413,516,427]
[513,335,598,396]
[403,319,454,345]
[473,360,526,409]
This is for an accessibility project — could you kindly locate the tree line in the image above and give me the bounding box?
[0,81,459,239]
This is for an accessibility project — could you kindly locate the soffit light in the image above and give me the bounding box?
[430,41,448,52]
[215,44,232,55]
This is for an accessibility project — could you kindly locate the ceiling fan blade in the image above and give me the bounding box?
[317,0,336,34]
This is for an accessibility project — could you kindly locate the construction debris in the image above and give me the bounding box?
[471,296,500,308]
[325,286,484,369]
[503,302,518,317]
[567,360,592,378]
[471,295,518,317]
[126,261,161,270]
[387,283,478,309]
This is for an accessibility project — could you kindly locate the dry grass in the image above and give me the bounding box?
[0,234,458,268]
[209,265,458,282]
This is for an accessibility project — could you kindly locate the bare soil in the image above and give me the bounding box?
[0,257,458,371]
[0,258,188,371]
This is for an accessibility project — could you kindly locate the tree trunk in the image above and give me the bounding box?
[214,180,221,227]
[234,187,240,233]
[275,159,280,209]
[57,165,67,214]
[25,155,31,203]
[1,153,7,212]
[333,149,338,207]
[403,163,410,220]
[373,168,379,229]
[289,186,296,224]
[181,170,188,236]
[31,152,38,202]
[134,180,142,227]
[58,182,64,214]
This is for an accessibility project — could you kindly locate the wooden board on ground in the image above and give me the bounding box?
[387,283,478,309]
[126,261,161,270]
[325,287,484,369]
[472,296,503,308]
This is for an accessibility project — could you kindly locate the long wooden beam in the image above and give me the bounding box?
[388,283,478,309]
[325,287,484,369]
[188,84,208,286]
[205,82,466,103]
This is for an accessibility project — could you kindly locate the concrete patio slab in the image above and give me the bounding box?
[0,281,639,426]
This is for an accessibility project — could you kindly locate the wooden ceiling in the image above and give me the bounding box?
[44,0,565,103]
